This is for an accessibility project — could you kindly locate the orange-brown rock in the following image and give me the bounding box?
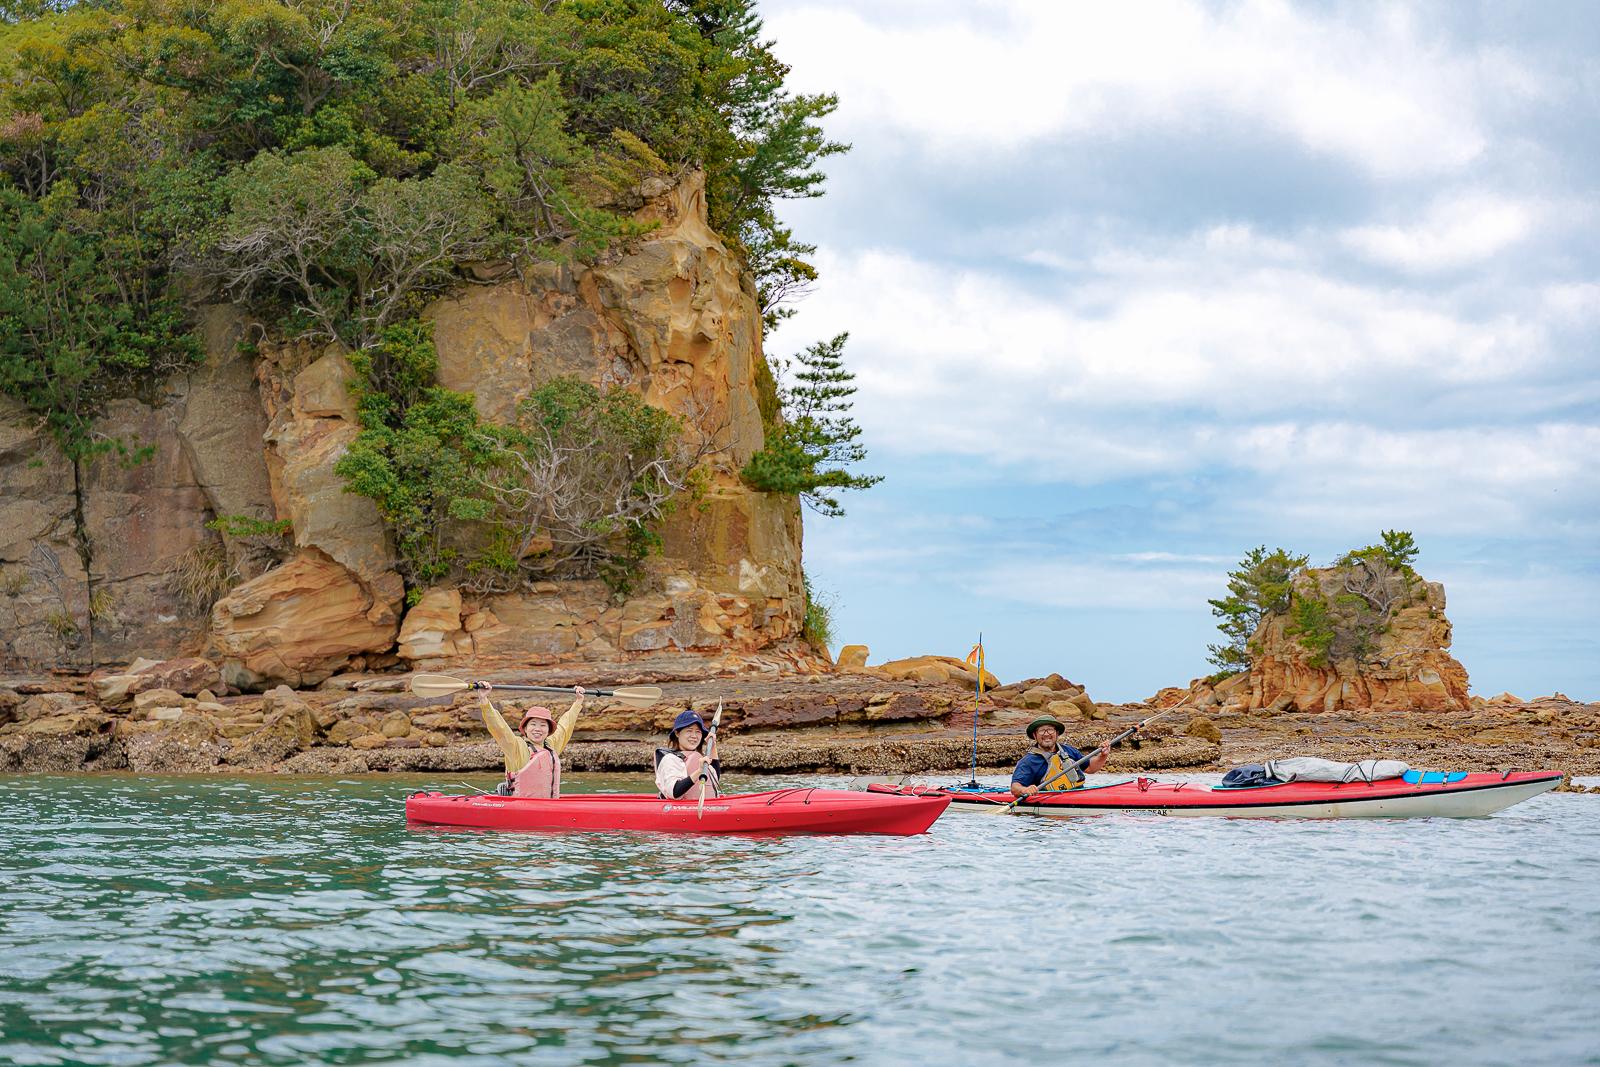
[260,345,404,615]
[211,550,400,689]
[93,657,221,704]
[421,172,804,664]
[396,588,471,661]
[875,655,999,690]
[1247,570,1469,713]
[836,645,870,670]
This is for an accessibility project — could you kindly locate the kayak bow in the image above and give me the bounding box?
[407,788,951,835]
[870,771,1562,819]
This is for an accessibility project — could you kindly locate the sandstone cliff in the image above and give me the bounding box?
[0,174,807,687]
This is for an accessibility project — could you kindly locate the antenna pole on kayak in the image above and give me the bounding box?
[964,634,984,789]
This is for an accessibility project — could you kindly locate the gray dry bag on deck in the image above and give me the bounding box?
[1261,757,1410,783]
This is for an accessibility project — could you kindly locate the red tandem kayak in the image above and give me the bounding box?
[407,787,951,836]
[867,771,1563,819]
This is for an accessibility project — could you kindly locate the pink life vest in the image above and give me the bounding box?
[510,745,561,798]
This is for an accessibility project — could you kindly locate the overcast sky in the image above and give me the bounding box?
[759,0,1600,701]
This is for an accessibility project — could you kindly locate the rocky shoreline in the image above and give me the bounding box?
[3,659,1594,787]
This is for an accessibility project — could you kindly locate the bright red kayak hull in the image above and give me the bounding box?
[406,788,951,835]
[868,771,1563,819]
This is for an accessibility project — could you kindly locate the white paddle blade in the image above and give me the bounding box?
[609,685,662,709]
[410,673,472,697]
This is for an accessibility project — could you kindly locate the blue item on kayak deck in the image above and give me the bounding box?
[1220,764,1283,788]
[1402,770,1468,785]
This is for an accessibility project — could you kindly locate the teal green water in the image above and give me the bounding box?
[1,773,1597,1066]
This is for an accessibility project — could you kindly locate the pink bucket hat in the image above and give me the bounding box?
[518,706,555,731]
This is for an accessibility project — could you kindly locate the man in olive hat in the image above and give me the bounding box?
[1009,715,1110,797]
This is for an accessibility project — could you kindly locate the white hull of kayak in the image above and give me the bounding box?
[1011,777,1560,819]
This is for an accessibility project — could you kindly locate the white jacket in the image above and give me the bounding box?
[655,749,721,800]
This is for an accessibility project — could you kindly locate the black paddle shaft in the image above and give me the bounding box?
[470,682,624,697]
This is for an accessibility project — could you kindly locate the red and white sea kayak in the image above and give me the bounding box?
[868,771,1563,819]
[407,787,951,836]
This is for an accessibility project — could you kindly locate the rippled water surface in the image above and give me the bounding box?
[2,772,1598,1066]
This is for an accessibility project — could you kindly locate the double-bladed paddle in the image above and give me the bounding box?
[697,700,723,820]
[409,672,662,709]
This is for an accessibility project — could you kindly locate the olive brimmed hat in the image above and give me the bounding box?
[1026,716,1067,739]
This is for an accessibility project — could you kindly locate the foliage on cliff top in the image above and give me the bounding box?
[0,0,845,407]
[1206,546,1308,673]
[1208,532,1427,671]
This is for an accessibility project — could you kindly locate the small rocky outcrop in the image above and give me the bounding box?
[832,645,1001,689]
[1247,569,1469,713]
[1156,566,1471,715]
[91,656,222,704]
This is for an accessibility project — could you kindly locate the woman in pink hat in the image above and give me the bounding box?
[478,687,585,798]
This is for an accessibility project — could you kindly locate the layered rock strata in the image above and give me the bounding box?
[0,174,807,686]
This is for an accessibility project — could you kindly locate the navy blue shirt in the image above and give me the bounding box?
[1011,746,1087,788]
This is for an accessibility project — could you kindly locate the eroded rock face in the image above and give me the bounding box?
[1239,570,1469,713]
[378,174,805,668]
[211,550,399,689]
[178,306,279,580]
[0,307,281,673]
[0,173,804,675]
[261,346,405,614]
[0,397,216,671]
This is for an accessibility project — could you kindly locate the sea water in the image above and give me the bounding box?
[1,773,1596,1066]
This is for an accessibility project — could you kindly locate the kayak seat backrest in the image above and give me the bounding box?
[1212,779,1291,790]
[1402,770,1468,785]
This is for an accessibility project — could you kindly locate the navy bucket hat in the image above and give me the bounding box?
[668,710,707,736]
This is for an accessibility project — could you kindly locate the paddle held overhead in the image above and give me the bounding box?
[409,673,663,709]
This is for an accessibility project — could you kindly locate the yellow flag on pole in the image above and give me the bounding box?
[966,641,986,696]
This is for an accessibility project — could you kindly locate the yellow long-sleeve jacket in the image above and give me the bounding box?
[480,694,582,774]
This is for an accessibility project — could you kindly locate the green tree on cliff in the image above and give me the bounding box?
[742,333,881,517]
[0,0,854,407]
[1206,545,1309,673]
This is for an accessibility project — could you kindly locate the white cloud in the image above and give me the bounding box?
[770,237,1600,536]
[1341,191,1541,271]
[767,0,1521,178]
[779,240,1575,436]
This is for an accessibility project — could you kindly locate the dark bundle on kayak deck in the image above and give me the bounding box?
[1221,764,1281,788]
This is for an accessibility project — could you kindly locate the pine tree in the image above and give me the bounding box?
[1206,546,1308,673]
[742,333,881,517]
